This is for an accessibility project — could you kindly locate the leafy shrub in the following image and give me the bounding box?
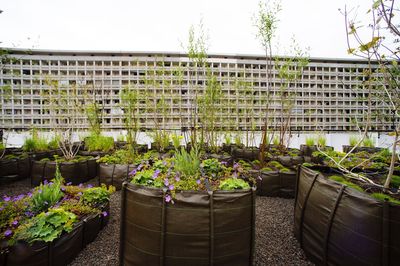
[234,134,242,146]
[80,184,115,206]
[272,136,280,146]
[85,134,114,152]
[261,167,273,172]
[201,158,223,179]
[13,208,76,244]
[219,178,250,190]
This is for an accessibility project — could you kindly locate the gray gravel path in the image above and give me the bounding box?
[0,178,312,265]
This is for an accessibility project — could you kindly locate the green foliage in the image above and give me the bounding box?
[272,136,280,146]
[150,131,170,151]
[261,167,273,172]
[120,88,140,144]
[371,193,400,205]
[362,137,375,148]
[171,134,183,150]
[116,134,125,142]
[97,149,136,164]
[13,208,76,244]
[224,133,232,145]
[85,103,102,135]
[238,160,252,170]
[48,135,60,150]
[219,178,250,190]
[329,175,364,192]
[201,158,223,179]
[234,134,242,146]
[390,175,400,188]
[30,177,64,214]
[80,185,115,206]
[317,135,327,147]
[174,148,200,177]
[60,199,99,218]
[0,142,5,152]
[302,162,315,167]
[349,135,359,146]
[130,169,163,187]
[85,134,114,152]
[305,137,315,147]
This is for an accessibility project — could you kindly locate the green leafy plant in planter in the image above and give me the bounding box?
[84,134,114,152]
[362,137,375,148]
[224,133,232,145]
[317,135,327,147]
[22,130,50,152]
[171,134,183,151]
[12,208,77,244]
[97,149,138,165]
[349,135,359,146]
[129,149,251,202]
[305,137,315,147]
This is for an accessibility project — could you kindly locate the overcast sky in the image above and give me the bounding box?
[0,0,373,58]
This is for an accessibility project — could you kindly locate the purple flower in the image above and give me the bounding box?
[4,230,12,238]
[163,161,167,166]
[25,211,33,217]
[48,182,53,186]
[165,195,171,203]
[43,180,48,185]
[221,161,228,166]
[66,182,72,186]
[153,169,161,179]
[14,194,24,201]
[129,168,137,176]
[61,187,66,192]
[77,192,83,196]
[175,175,180,182]
[12,220,18,226]
[3,196,11,202]
[78,183,83,188]
[233,163,239,170]
[0,207,3,211]
[196,179,201,185]
[164,178,169,186]
[87,184,93,188]
[27,192,32,197]
[102,211,108,217]
[233,172,238,178]
[38,189,42,193]
[137,164,143,171]
[168,184,174,191]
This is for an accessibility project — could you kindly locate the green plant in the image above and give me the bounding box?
[30,175,64,214]
[48,135,60,150]
[317,135,327,147]
[234,134,242,146]
[13,208,76,244]
[84,134,114,152]
[362,137,375,148]
[224,133,232,145]
[171,134,183,151]
[174,148,200,177]
[329,175,364,192]
[305,137,315,147]
[390,175,400,188]
[80,184,115,206]
[349,135,359,146]
[219,178,250,190]
[131,169,163,187]
[201,158,223,179]
[117,134,126,142]
[302,162,315,167]
[261,167,273,172]
[371,193,400,205]
[97,149,136,164]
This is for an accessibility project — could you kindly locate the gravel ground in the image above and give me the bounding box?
[0,178,312,266]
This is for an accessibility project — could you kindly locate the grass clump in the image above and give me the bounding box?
[305,137,315,147]
[329,175,364,192]
[371,193,400,205]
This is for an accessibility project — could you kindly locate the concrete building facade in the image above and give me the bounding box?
[0,49,393,132]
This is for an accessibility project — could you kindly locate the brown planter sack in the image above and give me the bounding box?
[98,163,136,191]
[119,183,256,266]
[294,166,400,266]
[257,170,296,198]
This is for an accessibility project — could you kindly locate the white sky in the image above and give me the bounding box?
[0,0,373,58]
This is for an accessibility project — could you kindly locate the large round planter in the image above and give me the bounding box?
[0,156,30,184]
[119,182,256,266]
[232,147,259,161]
[98,163,136,191]
[257,169,297,198]
[0,204,109,266]
[273,155,304,168]
[30,157,97,186]
[294,166,400,265]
